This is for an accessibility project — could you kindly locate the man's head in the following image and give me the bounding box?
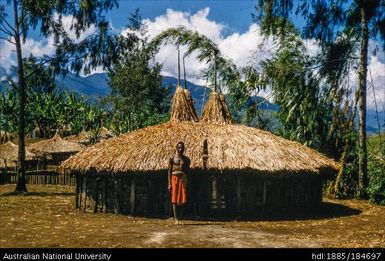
[176,141,185,155]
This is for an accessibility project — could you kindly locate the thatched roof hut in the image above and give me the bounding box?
[0,141,38,168]
[65,130,93,145]
[30,132,85,163]
[0,141,38,162]
[62,121,338,175]
[62,86,339,217]
[66,127,115,145]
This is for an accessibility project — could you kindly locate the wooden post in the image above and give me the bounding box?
[82,176,87,211]
[102,177,107,213]
[236,176,241,214]
[75,174,80,209]
[94,177,100,213]
[262,181,267,213]
[113,178,121,215]
[130,177,136,216]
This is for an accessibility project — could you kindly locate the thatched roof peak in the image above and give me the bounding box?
[30,132,85,154]
[170,86,199,123]
[99,127,115,139]
[201,91,232,124]
[62,121,339,176]
[0,141,38,163]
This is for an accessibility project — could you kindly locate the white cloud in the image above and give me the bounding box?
[0,14,97,76]
[138,8,270,87]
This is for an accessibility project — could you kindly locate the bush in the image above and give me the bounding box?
[367,155,385,205]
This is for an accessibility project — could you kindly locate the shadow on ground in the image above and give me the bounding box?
[167,202,363,222]
[1,191,75,197]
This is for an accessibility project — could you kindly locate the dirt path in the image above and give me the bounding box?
[0,184,384,248]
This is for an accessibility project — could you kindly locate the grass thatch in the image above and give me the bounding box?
[99,127,115,139]
[184,88,199,121]
[0,141,38,165]
[30,132,85,155]
[170,86,199,122]
[201,92,232,124]
[62,121,340,176]
[0,131,13,144]
[65,130,92,145]
[65,127,115,145]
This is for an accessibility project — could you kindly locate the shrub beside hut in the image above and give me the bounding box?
[62,87,339,218]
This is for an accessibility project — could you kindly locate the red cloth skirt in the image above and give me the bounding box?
[171,174,187,205]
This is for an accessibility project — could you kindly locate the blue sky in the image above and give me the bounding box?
[109,0,259,35]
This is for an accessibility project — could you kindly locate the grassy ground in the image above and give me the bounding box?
[0,184,384,248]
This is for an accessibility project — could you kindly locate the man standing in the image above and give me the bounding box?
[168,141,190,222]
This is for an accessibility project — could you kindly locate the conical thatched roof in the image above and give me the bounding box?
[201,92,232,124]
[170,86,199,122]
[0,141,38,163]
[65,130,93,144]
[30,132,85,154]
[62,121,339,175]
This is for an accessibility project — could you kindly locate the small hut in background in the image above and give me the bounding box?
[62,86,339,218]
[0,141,40,170]
[65,130,93,145]
[30,132,85,169]
[66,127,115,145]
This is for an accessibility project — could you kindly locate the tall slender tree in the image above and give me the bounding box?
[0,0,121,192]
[254,0,385,198]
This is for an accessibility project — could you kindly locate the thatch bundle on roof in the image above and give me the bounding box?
[170,86,199,122]
[201,92,232,124]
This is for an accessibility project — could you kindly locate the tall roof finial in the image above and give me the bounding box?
[183,55,187,89]
[177,47,181,86]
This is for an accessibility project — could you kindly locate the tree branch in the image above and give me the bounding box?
[0,21,15,37]
[0,16,16,34]
[0,35,15,44]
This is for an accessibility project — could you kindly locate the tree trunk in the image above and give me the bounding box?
[358,6,368,199]
[13,0,28,193]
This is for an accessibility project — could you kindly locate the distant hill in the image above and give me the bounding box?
[0,71,383,134]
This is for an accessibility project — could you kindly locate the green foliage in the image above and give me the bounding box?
[367,134,385,205]
[260,29,336,153]
[0,90,18,134]
[106,10,170,133]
